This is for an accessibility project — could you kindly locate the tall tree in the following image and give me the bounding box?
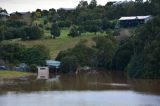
[89,0,97,9]
[77,0,88,9]
[68,25,80,37]
[51,22,60,39]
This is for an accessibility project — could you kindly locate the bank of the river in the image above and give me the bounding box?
[0,71,35,79]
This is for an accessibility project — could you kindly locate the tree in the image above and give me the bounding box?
[89,25,100,35]
[68,25,80,37]
[22,26,44,40]
[35,9,42,18]
[77,0,88,9]
[102,18,113,30]
[0,43,26,64]
[111,39,134,71]
[50,22,60,39]
[56,40,96,67]
[89,0,97,9]
[42,9,49,16]
[105,2,116,7]
[93,36,116,68]
[127,17,160,79]
[135,0,143,3]
[24,45,50,65]
[60,56,79,73]
[0,25,6,41]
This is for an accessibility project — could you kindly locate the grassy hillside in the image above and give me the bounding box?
[6,29,106,59]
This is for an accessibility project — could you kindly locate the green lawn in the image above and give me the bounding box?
[7,30,106,59]
[0,71,34,79]
[5,18,107,59]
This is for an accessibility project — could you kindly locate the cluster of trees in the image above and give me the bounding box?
[31,0,160,38]
[56,16,160,79]
[127,16,160,79]
[56,36,117,73]
[1,0,160,41]
[0,0,160,78]
[0,7,7,13]
[0,43,50,72]
[0,20,44,41]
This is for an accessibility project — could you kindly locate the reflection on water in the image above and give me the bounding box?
[0,91,160,106]
[0,71,160,106]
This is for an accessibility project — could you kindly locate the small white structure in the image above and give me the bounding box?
[37,67,49,79]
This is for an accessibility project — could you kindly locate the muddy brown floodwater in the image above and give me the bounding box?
[0,71,160,106]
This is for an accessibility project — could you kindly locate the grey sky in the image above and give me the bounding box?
[0,0,124,13]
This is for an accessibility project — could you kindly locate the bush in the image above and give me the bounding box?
[29,64,37,73]
[44,20,48,25]
[50,22,60,39]
[92,36,117,68]
[0,43,26,64]
[24,45,50,65]
[112,39,134,71]
[58,20,71,28]
[56,40,96,67]
[68,25,81,37]
[21,26,44,40]
[0,43,50,66]
[60,56,79,73]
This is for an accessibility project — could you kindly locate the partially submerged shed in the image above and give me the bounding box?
[37,67,49,79]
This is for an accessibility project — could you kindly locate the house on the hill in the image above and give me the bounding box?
[10,12,31,23]
[10,12,31,18]
[0,12,9,21]
[119,15,152,28]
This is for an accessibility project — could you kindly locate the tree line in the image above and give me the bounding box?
[56,16,160,79]
[1,0,160,40]
[0,43,50,72]
[0,0,160,78]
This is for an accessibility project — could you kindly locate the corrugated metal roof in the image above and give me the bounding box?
[46,60,61,68]
[0,12,9,16]
[119,15,151,21]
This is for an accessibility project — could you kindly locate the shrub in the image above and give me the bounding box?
[60,56,79,73]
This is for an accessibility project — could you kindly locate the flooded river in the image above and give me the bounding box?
[0,71,160,106]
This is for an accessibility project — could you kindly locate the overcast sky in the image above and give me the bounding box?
[0,0,125,13]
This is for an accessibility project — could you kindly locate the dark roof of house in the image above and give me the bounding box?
[10,12,30,15]
[58,8,76,11]
[46,60,61,68]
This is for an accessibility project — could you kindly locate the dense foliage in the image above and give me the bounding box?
[1,0,160,41]
[0,0,160,78]
[56,16,160,79]
[21,26,44,40]
[60,56,79,73]
[56,37,117,72]
[0,20,43,41]
[51,22,60,39]
[68,25,81,37]
[0,43,50,66]
[127,17,160,79]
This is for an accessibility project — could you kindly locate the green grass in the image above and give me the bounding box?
[0,71,34,79]
[7,30,106,59]
[6,17,107,59]
[17,33,104,58]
